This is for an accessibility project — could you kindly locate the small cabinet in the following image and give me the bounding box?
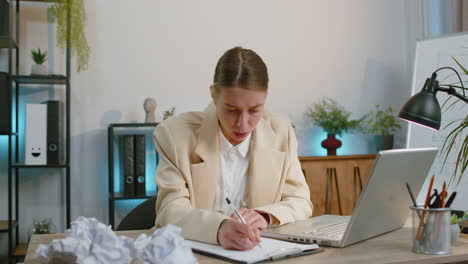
[107,123,159,229]
[299,155,377,217]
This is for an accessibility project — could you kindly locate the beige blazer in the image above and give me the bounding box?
[153,104,313,244]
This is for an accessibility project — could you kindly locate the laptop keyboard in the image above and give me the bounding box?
[303,220,348,239]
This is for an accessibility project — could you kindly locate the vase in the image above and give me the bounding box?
[31,64,48,75]
[321,134,342,156]
[374,135,394,152]
[450,224,461,244]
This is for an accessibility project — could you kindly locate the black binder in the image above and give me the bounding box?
[42,100,63,164]
[120,135,135,198]
[0,0,9,39]
[0,72,10,133]
[134,134,146,197]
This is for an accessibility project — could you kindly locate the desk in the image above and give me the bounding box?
[25,225,468,263]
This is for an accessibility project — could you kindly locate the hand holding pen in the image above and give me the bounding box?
[227,199,269,231]
[216,198,264,250]
[226,198,264,249]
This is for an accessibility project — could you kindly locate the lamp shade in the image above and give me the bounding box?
[398,90,441,130]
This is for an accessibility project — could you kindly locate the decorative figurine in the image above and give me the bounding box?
[143,97,157,123]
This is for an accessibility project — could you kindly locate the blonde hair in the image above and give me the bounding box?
[213,47,268,93]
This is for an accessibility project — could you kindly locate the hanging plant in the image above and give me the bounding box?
[50,0,90,72]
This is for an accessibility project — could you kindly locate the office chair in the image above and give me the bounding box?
[116,196,157,231]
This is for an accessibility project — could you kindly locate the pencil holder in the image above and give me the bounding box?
[410,206,451,255]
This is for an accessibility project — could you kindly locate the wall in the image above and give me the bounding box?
[0,0,425,243]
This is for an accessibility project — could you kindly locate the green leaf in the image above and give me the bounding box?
[361,105,401,135]
[305,97,362,136]
[31,48,47,64]
[452,56,468,75]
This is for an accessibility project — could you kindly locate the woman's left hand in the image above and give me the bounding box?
[230,208,269,230]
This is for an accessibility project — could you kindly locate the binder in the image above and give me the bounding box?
[0,72,10,133]
[120,135,135,198]
[25,104,47,165]
[42,100,63,164]
[186,237,322,263]
[134,134,146,197]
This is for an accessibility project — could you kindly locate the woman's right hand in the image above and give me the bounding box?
[217,219,261,250]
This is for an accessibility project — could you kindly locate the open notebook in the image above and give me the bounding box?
[185,237,321,263]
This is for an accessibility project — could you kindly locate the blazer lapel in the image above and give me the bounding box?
[190,104,220,210]
[248,118,286,208]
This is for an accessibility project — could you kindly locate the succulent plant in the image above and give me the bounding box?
[31,48,47,65]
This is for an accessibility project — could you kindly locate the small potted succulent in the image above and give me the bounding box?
[362,105,402,151]
[305,97,362,155]
[450,211,468,244]
[29,218,56,242]
[31,48,48,75]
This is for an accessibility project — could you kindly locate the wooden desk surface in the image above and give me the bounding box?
[25,227,468,264]
[299,154,377,161]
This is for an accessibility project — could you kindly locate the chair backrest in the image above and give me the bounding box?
[116,196,157,231]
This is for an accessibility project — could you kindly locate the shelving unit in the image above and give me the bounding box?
[0,0,71,262]
[108,123,159,229]
[12,75,68,84]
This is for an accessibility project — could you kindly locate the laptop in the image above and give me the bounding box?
[261,148,438,247]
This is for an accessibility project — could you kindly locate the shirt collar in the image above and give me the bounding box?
[219,129,251,158]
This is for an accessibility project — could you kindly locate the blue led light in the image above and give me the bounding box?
[116,198,148,208]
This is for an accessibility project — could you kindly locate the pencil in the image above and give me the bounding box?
[416,175,435,240]
[440,181,447,208]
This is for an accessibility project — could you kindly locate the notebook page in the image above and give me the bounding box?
[185,237,318,263]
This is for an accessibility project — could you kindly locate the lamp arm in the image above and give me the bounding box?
[436,86,468,103]
[433,66,466,97]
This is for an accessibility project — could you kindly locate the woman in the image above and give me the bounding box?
[153,47,312,250]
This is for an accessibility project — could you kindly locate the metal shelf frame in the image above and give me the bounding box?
[2,0,72,262]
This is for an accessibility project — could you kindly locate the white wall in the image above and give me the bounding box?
[0,0,425,243]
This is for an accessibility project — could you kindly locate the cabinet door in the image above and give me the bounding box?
[300,156,376,217]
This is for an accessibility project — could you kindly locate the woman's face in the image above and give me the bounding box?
[211,86,267,146]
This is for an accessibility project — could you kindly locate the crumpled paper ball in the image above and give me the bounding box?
[35,217,197,264]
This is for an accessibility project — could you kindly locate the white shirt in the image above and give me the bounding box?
[213,129,251,217]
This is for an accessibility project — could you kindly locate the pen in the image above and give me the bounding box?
[226,198,248,224]
[225,198,263,249]
[445,192,457,208]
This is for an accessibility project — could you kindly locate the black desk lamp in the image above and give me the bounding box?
[398,67,468,130]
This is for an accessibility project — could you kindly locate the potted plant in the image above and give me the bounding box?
[163,106,176,120]
[31,48,48,75]
[29,218,56,242]
[305,97,361,156]
[450,211,468,244]
[362,105,402,151]
[50,0,90,72]
[441,116,467,185]
[439,57,467,185]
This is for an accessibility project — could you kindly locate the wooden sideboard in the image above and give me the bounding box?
[299,155,377,217]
